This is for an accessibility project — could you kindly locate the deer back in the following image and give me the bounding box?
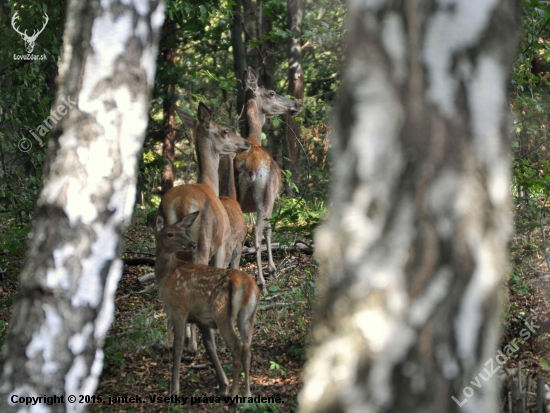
[159,261,259,328]
[234,145,282,214]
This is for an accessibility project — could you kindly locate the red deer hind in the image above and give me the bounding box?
[219,67,302,292]
[159,102,250,267]
[173,104,247,270]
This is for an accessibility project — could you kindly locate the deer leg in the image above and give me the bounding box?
[165,310,173,357]
[184,244,212,353]
[262,198,277,275]
[184,324,198,354]
[265,225,276,275]
[253,217,267,293]
[171,314,188,395]
[237,304,258,397]
[230,241,243,270]
[217,317,243,398]
[199,325,229,395]
[211,246,227,269]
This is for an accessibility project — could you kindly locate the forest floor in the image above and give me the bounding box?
[3,209,550,412]
[502,221,550,412]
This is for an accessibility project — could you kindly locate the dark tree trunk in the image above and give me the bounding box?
[243,0,260,70]
[284,0,304,196]
[230,0,246,134]
[0,0,164,411]
[300,1,519,412]
[259,6,278,157]
[160,104,176,193]
[259,8,275,90]
[160,19,177,194]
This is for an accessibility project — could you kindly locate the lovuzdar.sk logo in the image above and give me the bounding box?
[11,10,48,60]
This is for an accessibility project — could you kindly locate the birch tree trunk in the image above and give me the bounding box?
[301,1,519,412]
[0,0,164,411]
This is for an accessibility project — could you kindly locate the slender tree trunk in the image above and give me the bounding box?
[259,7,275,90]
[243,0,260,70]
[259,6,278,157]
[300,1,519,412]
[0,1,164,411]
[160,18,176,194]
[230,0,246,134]
[160,104,175,193]
[284,0,304,196]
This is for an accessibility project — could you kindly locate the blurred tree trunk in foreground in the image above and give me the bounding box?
[301,1,519,412]
[0,1,165,411]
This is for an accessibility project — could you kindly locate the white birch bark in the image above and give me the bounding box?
[0,1,165,411]
[300,1,519,412]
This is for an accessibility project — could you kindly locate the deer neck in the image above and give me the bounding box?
[196,134,220,196]
[219,154,237,199]
[154,245,177,285]
[244,93,265,145]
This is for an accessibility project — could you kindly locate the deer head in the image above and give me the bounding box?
[196,102,251,155]
[12,11,49,54]
[245,67,303,116]
[173,103,251,156]
[154,213,198,256]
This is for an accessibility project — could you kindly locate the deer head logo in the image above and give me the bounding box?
[11,11,49,54]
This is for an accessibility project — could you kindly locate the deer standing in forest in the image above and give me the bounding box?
[159,102,250,267]
[159,102,250,351]
[219,67,302,292]
[218,153,248,269]
[154,213,259,397]
[174,106,247,269]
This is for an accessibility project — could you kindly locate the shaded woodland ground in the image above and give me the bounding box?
[0,212,317,412]
[2,200,550,412]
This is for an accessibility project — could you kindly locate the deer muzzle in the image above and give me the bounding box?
[290,101,303,114]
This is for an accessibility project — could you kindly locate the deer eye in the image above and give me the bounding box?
[222,130,228,136]
[167,232,174,238]
[269,91,275,98]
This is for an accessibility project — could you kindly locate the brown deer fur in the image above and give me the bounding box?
[159,103,250,351]
[154,213,259,397]
[221,68,302,292]
[219,154,247,269]
[158,102,250,267]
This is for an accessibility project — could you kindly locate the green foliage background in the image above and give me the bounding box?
[1,0,546,299]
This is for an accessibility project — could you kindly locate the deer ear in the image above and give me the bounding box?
[173,104,197,129]
[245,67,258,92]
[155,215,165,232]
[197,102,212,126]
[178,211,199,229]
